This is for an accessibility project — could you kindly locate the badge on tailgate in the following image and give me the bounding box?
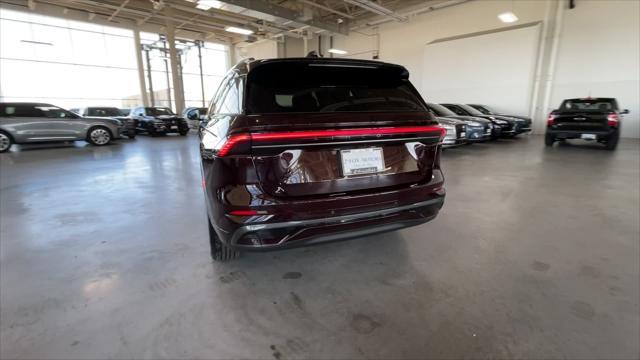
[340,148,385,176]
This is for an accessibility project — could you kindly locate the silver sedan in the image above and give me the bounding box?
[0,102,124,153]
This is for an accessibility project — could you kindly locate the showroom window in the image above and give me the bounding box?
[0,9,229,111]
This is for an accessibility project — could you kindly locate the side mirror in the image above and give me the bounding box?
[621,109,630,114]
[187,111,199,120]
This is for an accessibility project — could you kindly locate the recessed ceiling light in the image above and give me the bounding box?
[328,48,347,55]
[498,11,518,23]
[196,3,211,10]
[225,26,254,35]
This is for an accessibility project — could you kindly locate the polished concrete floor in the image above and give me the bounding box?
[0,135,638,359]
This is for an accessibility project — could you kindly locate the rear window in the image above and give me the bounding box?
[560,99,617,111]
[87,107,121,117]
[146,107,174,116]
[246,63,426,114]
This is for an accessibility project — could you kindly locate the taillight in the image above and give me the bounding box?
[547,113,557,126]
[607,113,619,127]
[216,126,445,157]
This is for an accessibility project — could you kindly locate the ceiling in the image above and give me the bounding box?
[0,0,469,44]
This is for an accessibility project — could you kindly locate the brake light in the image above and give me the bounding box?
[217,126,445,157]
[547,113,557,126]
[607,113,619,127]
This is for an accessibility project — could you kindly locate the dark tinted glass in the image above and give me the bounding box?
[458,104,484,116]
[1,105,42,117]
[246,63,425,114]
[427,103,456,117]
[470,105,492,115]
[87,108,120,116]
[442,104,467,116]
[146,107,174,116]
[87,107,121,116]
[560,99,617,111]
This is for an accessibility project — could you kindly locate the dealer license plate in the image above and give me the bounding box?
[581,134,597,140]
[340,148,385,176]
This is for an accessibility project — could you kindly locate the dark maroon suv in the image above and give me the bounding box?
[200,58,446,261]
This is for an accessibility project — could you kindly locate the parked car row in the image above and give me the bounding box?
[0,102,193,152]
[429,103,532,148]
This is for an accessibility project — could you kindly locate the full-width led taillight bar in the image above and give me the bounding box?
[217,126,446,157]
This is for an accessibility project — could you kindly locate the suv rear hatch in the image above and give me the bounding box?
[241,59,443,198]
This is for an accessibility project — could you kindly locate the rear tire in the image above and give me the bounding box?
[208,218,240,262]
[0,131,13,153]
[179,130,189,136]
[127,135,136,139]
[605,131,619,150]
[545,133,555,147]
[87,126,112,146]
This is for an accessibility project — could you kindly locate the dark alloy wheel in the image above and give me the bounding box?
[208,219,240,261]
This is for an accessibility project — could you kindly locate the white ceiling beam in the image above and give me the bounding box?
[107,0,130,22]
[298,0,354,19]
[343,0,407,22]
[215,0,349,35]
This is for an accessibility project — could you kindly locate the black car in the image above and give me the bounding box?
[426,103,492,141]
[546,97,628,150]
[129,106,189,136]
[70,107,136,139]
[437,117,467,148]
[467,104,532,134]
[440,103,515,137]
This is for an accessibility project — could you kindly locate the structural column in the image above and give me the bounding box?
[166,22,185,114]
[133,27,149,107]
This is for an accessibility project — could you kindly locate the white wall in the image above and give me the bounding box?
[335,0,549,93]
[551,0,640,138]
[422,24,541,117]
[332,0,640,138]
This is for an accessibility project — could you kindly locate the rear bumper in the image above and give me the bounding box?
[547,128,615,139]
[227,195,444,251]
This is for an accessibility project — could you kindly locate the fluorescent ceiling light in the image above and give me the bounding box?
[225,26,254,35]
[328,48,347,55]
[498,11,518,23]
[196,0,223,10]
